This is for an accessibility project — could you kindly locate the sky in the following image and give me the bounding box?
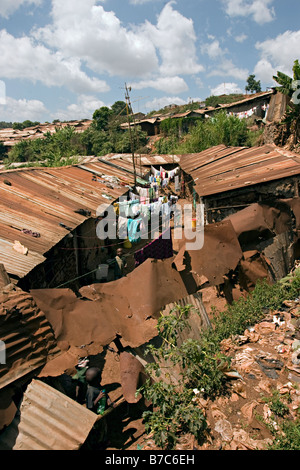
[0,0,299,123]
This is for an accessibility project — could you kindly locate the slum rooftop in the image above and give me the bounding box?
[180,144,300,198]
[0,159,148,279]
[0,144,299,281]
[0,120,93,148]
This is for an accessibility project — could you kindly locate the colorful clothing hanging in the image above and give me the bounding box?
[134,229,173,266]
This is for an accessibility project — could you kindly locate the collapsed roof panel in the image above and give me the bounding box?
[174,220,243,286]
[30,258,190,352]
[0,284,60,391]
[0,379,98,450]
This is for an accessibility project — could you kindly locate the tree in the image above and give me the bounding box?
[111,100,127,117]
[273,59,300,100]
[92,106,112,131]
[245,74,262,94]
[273,59,300,145]
[0,142,7,159]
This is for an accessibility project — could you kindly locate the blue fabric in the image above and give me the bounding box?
[127,218,142,243]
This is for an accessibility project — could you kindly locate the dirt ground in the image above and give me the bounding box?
[104,296,300,451]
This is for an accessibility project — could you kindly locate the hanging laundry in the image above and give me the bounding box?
[118,216,128,239]
[134,229,173,267]
[127,218,143,244]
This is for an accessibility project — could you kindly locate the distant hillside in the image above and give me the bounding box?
[145,93,264,118]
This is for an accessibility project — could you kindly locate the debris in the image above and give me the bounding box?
[241,401,259,423]
[74,209,91,217]
[12,240,28,255]
[214,419,233,442]
[59,222,72,231]
[291,350,300,365]
[21,229,41,238]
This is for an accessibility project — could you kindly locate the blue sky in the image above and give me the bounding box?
[0,0,299,123]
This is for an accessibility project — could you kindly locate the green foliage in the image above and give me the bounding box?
[205,94,245,108]
[142,382,207,449]
[111,100,127,117]
[0,141,7,159]
[157,111,250,154]
[273,60,300,98]
[140,269,300,449]
[259,389,300,450]
[92,106,112,131]
[245,74,262,93]
[273,60,300,144]
[0,121,13,129]
[138,304,229,449]
[12,120,40,130]
[267,416,300,450]
[263,390,290,418]
[6,126,82,166]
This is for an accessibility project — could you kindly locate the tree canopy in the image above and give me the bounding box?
[245,74,262,94]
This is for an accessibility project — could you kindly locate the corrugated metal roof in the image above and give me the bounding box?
[180,144,300,197]
[0,120,92,147]
[0,285,60,390]
[0,379,98,450]
[102,153,180,166]
[0,162,134,278]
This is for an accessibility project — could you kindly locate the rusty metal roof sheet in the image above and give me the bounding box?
[102,153,180,166]
[0,120,93,146]
[0,285,60,391]
[0,379,98,450]
[180,144,300,197]
[0,162,133,278]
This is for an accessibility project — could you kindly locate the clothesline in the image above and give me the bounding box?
[227,103,269,120]
[58,219,170,251]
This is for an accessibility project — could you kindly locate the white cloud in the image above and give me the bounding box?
[211,82,243,96]
[52,95,105,121]
[142,2,204,76]
[222,0,275,24]
[201,40,226,59]
[0,96,47,121]
[210,58,248,81]
[235,34,248,43]
[145,96,187,111]
[254,30,300,83]
[0,30,110,94]
[130,0,161,4]
[0,80,6,105]
[202,39,248,81]
[0,0,42,18]
[34,0,159,78]
[129,76,189,94]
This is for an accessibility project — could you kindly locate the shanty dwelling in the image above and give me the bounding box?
[120,117,161,137]
[0,154,210,450]
[0,120,93,154]
[178,144,300,300]
[0,159,152,292]
[0,258,213,449]
[120,90,279,140]
[0,146,299,450]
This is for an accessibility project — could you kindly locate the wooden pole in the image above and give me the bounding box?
[0,264,10,288]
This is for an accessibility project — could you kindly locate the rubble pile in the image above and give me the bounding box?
[138,294,300,451]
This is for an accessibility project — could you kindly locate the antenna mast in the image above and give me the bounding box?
[124,83,137,188]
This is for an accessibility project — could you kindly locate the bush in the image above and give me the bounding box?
[139,269,300,449]
[155,110,253,154]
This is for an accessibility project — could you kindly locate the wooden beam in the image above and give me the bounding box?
[0,264,10,288]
